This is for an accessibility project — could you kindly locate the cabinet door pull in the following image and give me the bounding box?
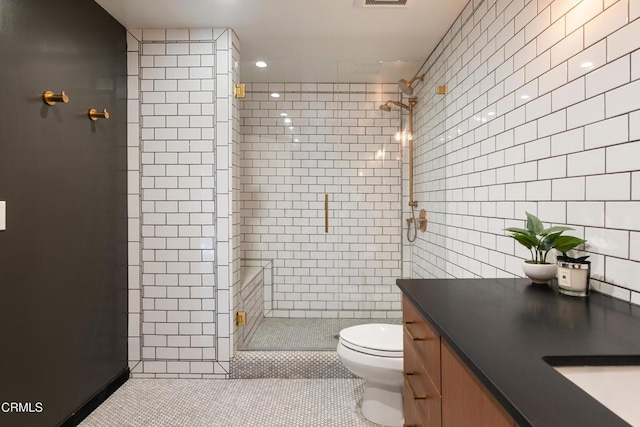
[403,321,425,341]
[403,373,428,400]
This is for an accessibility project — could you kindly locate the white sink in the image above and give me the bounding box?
[554,365,640,426]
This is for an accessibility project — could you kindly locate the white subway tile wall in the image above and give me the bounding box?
[214,28,241,372]
[240,84,404,319]
[412,0,640,304]
[127,29,142,372]
[128,28,237,378]
[229,31,242,357]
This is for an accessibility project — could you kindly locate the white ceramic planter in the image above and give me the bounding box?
[522,261,557,285]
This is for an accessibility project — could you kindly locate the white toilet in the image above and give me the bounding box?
[337,323,403,427]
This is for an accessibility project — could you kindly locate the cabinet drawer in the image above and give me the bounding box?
[404,334,442,427]
[403,379,425,427]
[403,296,441,392]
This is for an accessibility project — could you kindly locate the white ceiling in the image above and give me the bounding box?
[94,0,468,82]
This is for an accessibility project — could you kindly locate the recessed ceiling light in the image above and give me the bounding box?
[580,61,594,68]
[280,112,288,117]
[270,92,280,98]
[520,94,530,100]
[255,61,267,68]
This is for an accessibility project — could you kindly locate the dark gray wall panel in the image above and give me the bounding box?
[0,0,128,425]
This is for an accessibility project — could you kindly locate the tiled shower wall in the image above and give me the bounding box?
[229,39,242,356]
[127,30,142,371]
[240,84,404,318]
[127,28,239,378]
[411,0,640,304]
[216,28,241,370]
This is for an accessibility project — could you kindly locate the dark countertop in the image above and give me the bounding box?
[396,278,640,427]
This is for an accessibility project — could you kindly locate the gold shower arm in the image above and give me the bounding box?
[407,74,425,86]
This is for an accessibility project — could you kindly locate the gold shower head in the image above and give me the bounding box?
[398,74,425,96]
[398,79,412,95]
[379,103,392,112]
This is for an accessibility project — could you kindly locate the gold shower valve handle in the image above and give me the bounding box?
[88,108,110,121]
[406,210,429,233]
[43,90,69,106]
[418,209,428,232]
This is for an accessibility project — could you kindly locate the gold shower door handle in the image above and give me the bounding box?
[325,194,329,233]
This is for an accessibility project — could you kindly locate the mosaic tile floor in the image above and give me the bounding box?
[231,350,355,379]
[243,318,402,350]
[80,378,378,427]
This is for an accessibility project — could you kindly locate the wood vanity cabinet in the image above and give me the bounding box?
[403,296,442,427]
[403,296,517,427]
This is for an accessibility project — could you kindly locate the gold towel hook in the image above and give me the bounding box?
[43,90,69,106]
[88,108,109,121]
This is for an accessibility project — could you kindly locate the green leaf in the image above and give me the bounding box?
[540,232,563,251]
[554,236,587,253]
[526,211,544,234]
[512,233,538,249]
[505,227,533,236]
[540,226,574,236]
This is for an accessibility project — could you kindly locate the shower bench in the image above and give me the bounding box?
[237,260,273,348]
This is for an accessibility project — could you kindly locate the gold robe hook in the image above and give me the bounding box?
[88,108,109,121]
[43,91,69,106]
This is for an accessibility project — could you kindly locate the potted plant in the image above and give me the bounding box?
[505,212,586,285]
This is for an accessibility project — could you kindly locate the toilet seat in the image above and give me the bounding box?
[339,324,403,357]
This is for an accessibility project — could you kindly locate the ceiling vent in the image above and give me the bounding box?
[354,0,409,7]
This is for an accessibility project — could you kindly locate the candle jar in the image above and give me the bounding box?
[557,258,591,297]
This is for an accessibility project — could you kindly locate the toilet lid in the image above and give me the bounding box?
[339,324,403,357]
